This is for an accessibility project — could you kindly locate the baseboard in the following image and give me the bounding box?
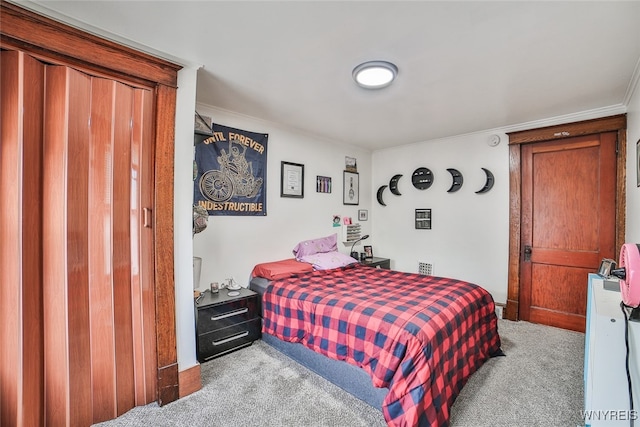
[178,363,202,398]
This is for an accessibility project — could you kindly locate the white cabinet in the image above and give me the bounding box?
[584,274,639,426]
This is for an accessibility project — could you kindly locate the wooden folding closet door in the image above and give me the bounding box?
[0,49,45,427]
[1,51,157,426]
[42,64,158,425]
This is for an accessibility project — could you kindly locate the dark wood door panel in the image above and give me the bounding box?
[520,132,617,332]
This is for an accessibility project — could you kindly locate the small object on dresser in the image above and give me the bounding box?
[210,282,219,293]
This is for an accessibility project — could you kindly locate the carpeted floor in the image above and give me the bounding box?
[94,319,585,427]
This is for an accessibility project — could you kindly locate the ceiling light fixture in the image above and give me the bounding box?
[352,61,398,89]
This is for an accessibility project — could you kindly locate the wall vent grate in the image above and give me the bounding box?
[418,262,433,276]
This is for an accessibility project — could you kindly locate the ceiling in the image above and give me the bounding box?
[16,1,640,151]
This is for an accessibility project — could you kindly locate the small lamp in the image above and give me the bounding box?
[350,234,370,259]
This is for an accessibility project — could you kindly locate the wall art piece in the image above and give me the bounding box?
[446,168,463,193]
[475,168,495,194]
[194,122,268,216]
[343,171,359,205]
[316,175,332,193]
[376,185,388,206]
[415,209,432,229]
[281,161,304,198]
[345,156,358,172]
[389,174,403,195]
[412,167,433,190]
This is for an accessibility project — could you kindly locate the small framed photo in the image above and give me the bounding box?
[358,209,368,221]
[343,171,359,205]
[345,156,357,172]
[281,161,304,198]
[415,208,432,230]
[316,176,332,193]
[363,245,373,259]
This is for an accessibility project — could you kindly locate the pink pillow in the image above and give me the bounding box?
[299,251,357,270]
[292,233,338,259]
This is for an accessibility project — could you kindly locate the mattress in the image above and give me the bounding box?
[257,264,501,427]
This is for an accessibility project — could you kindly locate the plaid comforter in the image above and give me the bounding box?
[262,264,502,427]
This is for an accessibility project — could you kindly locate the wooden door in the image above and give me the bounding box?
[1,4,181,426]
[1,50,158,426]
[519,133,617,332]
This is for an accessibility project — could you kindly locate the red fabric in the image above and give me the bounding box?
[251,258,314,280]
[262,264,502,427]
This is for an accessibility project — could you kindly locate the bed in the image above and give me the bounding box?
[249,254,502,427]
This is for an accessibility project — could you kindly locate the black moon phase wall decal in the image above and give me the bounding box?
[476,168,495,194]
[389,174,403,195]
[446,168,463,192]
[376,185,388,206]
[412,167,433,190]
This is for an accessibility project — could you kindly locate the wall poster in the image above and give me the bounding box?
[194,123,268,216]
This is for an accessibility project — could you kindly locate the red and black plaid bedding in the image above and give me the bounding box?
[261,264,502,427]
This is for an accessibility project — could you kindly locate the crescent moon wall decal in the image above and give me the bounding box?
[389,174,403,195]
[446,168,463,193]
[476,168,495,194]
[376,185,388,206]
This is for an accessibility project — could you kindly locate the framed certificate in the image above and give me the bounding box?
[281,161,304,198]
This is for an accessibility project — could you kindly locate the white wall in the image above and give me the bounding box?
[626,75,640,243]
[174,66,200,369]
[371,133,510,303]
[176,82,640,371]
[192,104,373,292]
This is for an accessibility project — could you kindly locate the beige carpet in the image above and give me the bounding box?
[94,319,585,427]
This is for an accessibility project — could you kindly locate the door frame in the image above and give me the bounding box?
[1,0,182,406]
[505,114,627,321]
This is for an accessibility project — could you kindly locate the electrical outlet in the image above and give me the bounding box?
[495,305,504,319]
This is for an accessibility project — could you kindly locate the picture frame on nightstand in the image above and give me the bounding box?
[363,245,373,259]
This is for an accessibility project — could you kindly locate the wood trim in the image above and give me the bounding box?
[154,83,179,405]
[506,144,521,321]
[0,0,181,88]
[507,114,627,145]
[616,128,627,252]
[178,364,202,399]
[505,115,627,322]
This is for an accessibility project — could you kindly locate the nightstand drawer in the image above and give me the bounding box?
[197,318,261,361]
[197,297,259,331]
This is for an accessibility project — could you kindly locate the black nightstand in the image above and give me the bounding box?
[360,257,391,269]
[195,288,261,362]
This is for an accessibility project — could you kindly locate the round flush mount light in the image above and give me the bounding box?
[352,60,398,89]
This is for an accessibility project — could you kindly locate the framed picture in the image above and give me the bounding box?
[358,209,368,221]
[316,176,332,193]
[415,208,432,230]
[281,161,304,198]
[363,245,373,259]
[637,139,640,187]
[345,156,357,172]
[343,171,359,205]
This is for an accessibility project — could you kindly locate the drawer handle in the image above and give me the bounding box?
[212,307,248,321]
[212,331,249,346]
